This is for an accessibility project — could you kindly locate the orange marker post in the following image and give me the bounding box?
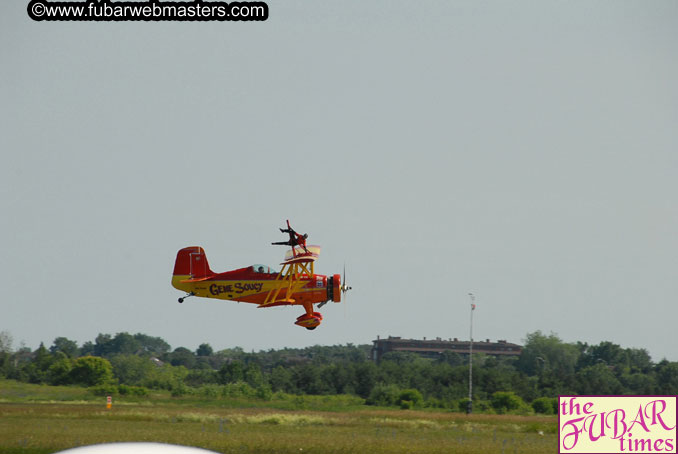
[106,395,112,410]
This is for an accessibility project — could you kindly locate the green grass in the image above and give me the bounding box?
[0,379,94,403]
[0,380,558,453]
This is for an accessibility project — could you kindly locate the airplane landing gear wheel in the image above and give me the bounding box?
[178,292,194,304]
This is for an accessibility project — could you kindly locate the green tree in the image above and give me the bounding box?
[380,351,420,364]
[292,364,328,394]
[653,361,678,395]
[110,332,141,355]
[575,363,622,395]
[0,331,14,353]
[627,348,653,374]
[93,334,114,357]
[476,367,515,397]
[491,391,526,413]
[141,363,188,390]
[50,337,80,358]
[134,333,171,355]
[437,350,464,366]
[620,372,656,395]
[27,343,54,383]
[353,362,377,398]
[322,363,355,394]
[110,354,156,386]
[269,365,293,392]
[169,347,196,368]
[244,363,264,388]
[219,360,244,384]
[69,356,114,386]
[184,369,218,387]
[517,331,580,377]
[366,383,401,406]
[516,331,580,396]
[532,396,557,414]
[196,343,213,357]
[398,388,423,408]
[0,331,12,378]
[578,341,628,373]
[80,341,95,356]
[48,355,73,385]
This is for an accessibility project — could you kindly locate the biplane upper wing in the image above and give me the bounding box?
[283,245,321,264]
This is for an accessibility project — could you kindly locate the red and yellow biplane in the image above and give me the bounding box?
[171,223,350,330]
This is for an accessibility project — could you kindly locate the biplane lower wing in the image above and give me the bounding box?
[257,298,295,308]
[179,276,212,283]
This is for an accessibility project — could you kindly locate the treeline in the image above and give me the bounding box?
[1,330,677,413]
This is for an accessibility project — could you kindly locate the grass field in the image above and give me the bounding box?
[0,381,558,454]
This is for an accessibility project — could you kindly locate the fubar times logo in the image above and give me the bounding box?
[559,396,677,453]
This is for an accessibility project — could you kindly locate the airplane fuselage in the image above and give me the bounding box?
[171,246,342,329]
[171,267,331,306]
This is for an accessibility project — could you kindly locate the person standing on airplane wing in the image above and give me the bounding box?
[272,220,309,253]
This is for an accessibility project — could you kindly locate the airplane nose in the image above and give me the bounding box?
[332,273,341,302]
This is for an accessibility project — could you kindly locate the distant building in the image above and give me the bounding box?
[371,336,522,362]
[150,357,164,367]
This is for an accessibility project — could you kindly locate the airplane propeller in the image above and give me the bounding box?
[318,265,351,310]
[340,264,352,297]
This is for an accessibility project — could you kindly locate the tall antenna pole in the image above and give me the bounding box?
[468,292,475,414]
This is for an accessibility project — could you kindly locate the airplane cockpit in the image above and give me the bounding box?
[252,264,278,274]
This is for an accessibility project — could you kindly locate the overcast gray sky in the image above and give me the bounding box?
[2,1,677,360]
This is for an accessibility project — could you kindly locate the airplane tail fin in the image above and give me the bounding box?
[173,246,213,279]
